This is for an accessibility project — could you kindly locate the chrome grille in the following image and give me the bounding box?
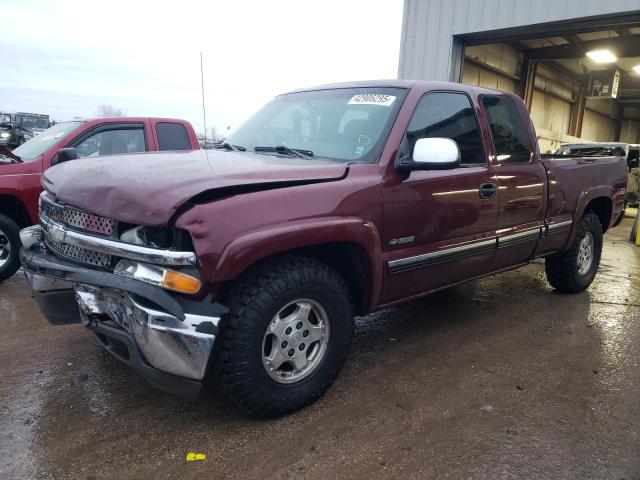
[62,209,115,236]
[40,197,62,223]
[45,237,113,268]
[40,194,115,236]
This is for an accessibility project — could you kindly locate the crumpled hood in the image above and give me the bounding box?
[43,149,348,225]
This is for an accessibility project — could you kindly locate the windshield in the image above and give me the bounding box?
[12,121,83,161]
[18,115,50,129]
[226,87,406,163]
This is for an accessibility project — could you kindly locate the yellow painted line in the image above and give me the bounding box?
[186,452,206,462]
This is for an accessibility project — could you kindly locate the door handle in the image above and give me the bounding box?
[479,182,497,199]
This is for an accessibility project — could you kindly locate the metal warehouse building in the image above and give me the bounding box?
[399,0,640,152]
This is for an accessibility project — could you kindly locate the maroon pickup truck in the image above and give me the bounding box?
[0,117,199,281]
[20,81,627,417]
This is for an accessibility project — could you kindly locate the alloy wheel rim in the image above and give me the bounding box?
[0,229,11,268]
[577,232,594,275]
[262,298,330,384]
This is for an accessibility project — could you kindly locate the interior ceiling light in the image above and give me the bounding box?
[633,65,640,74]
[586,49,617,64]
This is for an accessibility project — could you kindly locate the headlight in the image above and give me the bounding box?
[20,225,43,248]
[114,259,201,294]
[119,225,185,249]
[120,226,160,246]
[0,132,9,138]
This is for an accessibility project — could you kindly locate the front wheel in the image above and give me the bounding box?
[545,212,603,293]
[219,255,354,417]
[0,214,22,282]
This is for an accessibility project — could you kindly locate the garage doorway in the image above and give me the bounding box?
[456,19,640,155]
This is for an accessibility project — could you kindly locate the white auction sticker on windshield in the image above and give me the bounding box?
[42,132,65,141]
[348,94,396,107]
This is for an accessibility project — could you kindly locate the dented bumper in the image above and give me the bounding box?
[20,239,226,399]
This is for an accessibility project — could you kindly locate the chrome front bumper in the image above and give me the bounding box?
[20,225,227,398]
[75,284,218,381]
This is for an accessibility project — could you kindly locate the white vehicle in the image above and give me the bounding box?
[556,142,640,207]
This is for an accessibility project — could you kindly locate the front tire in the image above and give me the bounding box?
[545,212,603,293]
[0,214,22,282]
[219,255,354,417]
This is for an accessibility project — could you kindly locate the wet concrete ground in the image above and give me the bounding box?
[1,215,640,480]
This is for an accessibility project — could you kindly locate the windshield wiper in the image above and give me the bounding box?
[0,155,20,164]
[254,145,314,159]
[213,142,246,152]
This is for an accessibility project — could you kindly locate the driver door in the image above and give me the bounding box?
[381,91,499,303]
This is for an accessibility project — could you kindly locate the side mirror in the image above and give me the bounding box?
[397,137,461,171]
[52,147,78,166]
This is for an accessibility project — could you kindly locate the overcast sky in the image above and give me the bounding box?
[0,0,404,135]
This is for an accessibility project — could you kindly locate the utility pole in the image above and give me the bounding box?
[200,52,207,145]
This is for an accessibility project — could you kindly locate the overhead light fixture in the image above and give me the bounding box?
[586,49,617,64]
[634,64,640,74]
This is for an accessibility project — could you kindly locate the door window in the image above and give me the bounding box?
[407,92,485,165]
[75,128,145,158]
[156,122,191,150]
[482,96,532,163]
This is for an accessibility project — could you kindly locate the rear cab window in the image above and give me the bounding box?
[482,96,532,163]
[156,122,192,150]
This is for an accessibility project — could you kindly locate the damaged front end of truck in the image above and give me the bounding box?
[20,191,227,398]
[18,146,351,399]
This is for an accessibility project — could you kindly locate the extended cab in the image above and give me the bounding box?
[20,81,627,417]
[0,117,199,280]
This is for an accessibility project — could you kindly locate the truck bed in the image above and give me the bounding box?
[541,155,628,229]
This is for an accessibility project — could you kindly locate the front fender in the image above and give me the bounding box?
[210,216,383,311]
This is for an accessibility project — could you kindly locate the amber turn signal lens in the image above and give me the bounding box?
[161,269,201,294]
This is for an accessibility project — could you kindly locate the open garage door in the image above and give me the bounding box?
[458,25,640,156]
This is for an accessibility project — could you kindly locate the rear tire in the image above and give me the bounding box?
[219,255,354,417]
[545,212,602,293]
[0,214,22,282]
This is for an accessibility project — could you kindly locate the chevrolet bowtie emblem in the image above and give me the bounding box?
[49,225,66,243]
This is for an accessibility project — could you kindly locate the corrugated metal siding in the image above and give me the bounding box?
[399,0,640,80]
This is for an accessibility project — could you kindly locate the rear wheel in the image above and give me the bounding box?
[545,212,603,293]
[219,255,354,417]
[0,214,22,282]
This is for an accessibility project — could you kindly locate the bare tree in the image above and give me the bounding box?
[209,127,225,143]
[95,105,125,117]
[198,127,225,144]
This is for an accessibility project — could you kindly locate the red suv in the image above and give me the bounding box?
[0,117,199,280]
